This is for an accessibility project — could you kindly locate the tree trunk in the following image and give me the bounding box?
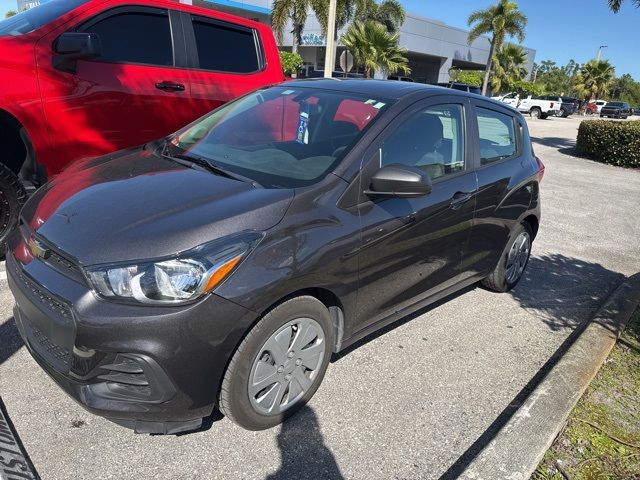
[482,37,497,96]
[291,17,302,55]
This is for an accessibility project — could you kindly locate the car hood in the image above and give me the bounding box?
[21,148,294,265]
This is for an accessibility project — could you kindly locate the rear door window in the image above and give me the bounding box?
[191,16,260,73]
[79,8,173,66]
[476,107,517,165]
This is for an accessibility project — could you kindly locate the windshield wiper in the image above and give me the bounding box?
[160,148,262,188]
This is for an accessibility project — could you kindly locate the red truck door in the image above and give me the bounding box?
[35,5,197,172]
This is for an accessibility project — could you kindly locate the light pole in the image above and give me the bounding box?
[596,45,608,62]
[323,0,337,78]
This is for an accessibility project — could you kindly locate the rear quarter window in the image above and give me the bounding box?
[476,107,518,165]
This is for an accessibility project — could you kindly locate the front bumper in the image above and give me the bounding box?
[6,248,257,434]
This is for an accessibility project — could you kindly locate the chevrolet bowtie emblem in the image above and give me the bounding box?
[28,237,51,260]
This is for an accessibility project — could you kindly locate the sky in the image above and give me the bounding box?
[1,0,638,79]
[402,0,640,80]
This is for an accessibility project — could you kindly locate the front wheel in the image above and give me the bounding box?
[219,296,333,430]
[0,163,27,253]
[481,223,532,293]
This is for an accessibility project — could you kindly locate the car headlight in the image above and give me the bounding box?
[85,232,262,305]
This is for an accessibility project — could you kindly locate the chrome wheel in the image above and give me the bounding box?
[505,231,530,285]
[530,108,541,119]
[248,317,326,416]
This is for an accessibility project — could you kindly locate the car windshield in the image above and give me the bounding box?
[0,0,87,36]
[163,86,392,188]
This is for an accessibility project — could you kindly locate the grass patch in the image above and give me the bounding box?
[533,308,640,480]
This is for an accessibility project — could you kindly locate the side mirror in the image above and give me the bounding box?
[365,164,432,198]
[53,32,102,72]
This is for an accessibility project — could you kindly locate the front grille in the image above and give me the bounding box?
[29,324,71,368]
[16,267,72,320]
[44,249,86,284]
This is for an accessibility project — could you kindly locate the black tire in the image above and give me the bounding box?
[481,223,532,293]
[530,107,541,119]
[0,163,27,253]
[219,296,333,430]
[540,113,549,119]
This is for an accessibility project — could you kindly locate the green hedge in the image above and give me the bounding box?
[576,120,640,168]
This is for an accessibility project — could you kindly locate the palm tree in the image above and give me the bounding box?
[467,0,527,96]
[354,0,405,33]
[311,0,358,40]
[573,60,615,101]
[341,20,410,78]
[491,44,528,93]
[271,0,312,54]
[608,0,640,12]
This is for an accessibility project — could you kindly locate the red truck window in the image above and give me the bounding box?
[79,9,173,66]
[192,16,260,73]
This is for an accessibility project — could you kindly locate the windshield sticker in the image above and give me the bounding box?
[296,110,310,145]
[373,102,386,109]
[281,89,295,95]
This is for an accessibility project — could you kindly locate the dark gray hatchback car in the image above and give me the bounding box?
[7,80,543,433]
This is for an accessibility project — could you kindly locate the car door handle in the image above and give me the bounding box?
[450,191,473,210]
[155,81,185,92]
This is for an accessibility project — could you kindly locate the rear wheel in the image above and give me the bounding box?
[481,223,532,293]
[0,163,27,253]
[530,107,541,119]
[219,296,333,430]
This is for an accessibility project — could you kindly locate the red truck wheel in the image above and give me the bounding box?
[0,164,27,253]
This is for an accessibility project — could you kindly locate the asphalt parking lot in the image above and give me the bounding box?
[1,115,639,480]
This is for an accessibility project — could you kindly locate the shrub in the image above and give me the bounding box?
[576,120,640,168]
[450,70,483,87]
[279,51,303,77]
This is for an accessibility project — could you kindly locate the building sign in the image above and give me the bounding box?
[301,33,325,46]
[17,0,50,10]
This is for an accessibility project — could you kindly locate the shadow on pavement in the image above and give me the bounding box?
[333,284,477,362]
[511,254,625,331]
[0,317,23,366]
[439,254,627,479]
[267,405,343,480]
[530,136,578,157]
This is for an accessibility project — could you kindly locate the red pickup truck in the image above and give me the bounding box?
[0,0,284,244]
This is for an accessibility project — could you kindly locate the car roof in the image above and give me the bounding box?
[283,78,477,101]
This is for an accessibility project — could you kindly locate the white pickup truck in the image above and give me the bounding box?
[491,92,560,119]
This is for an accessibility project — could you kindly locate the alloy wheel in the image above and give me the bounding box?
[248,317,326,416]
[505,231,530,285]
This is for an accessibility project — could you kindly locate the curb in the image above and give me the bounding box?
[457,272,640,480]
